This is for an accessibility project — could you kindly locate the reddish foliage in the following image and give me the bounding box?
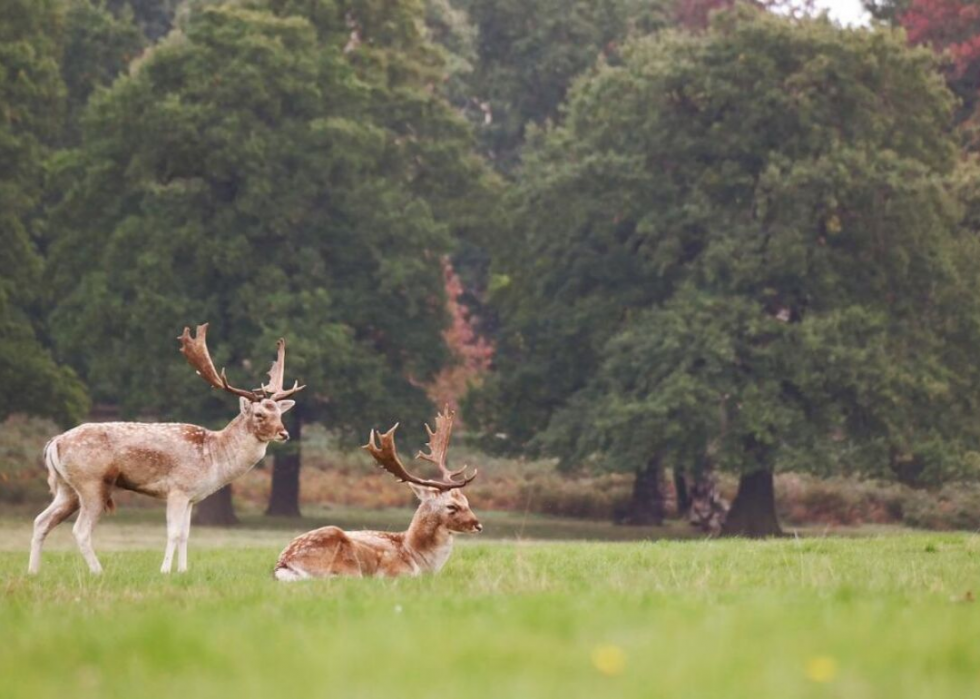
[427,259,494,414]
[901,0,980,77]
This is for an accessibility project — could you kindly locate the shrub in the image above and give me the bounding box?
[3,416,979,531]
[0,415,56,504]
[902,484,980,531]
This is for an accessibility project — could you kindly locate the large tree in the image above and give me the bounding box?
[258,0,495,516]
[475,7,980,534]
[0,0,89,426]
[47,2,481,521]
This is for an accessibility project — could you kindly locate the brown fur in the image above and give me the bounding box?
[275,487,481,580]
[30,325,303,575]
[30,398,296,575]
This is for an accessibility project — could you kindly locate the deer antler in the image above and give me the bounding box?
[417,407,473,482]
[178,324,261,401]
[363,408,476,491]
[261,338,306,401]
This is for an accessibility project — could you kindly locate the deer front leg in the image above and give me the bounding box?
[161,494,190,574]
[177,502,193,573]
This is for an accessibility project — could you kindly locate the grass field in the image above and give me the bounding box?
[1,513,978,699]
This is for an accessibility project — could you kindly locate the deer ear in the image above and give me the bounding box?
[239,397,251,415]
[277,400,296,414]
[408,483,437,501]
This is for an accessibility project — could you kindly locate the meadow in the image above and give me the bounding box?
[1,513,978,699]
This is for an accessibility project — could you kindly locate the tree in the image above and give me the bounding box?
[48,3,473,521]
[458,0,672,169]
[0,0,89,426]
[257,0,495,515]
[426,259,494,412]
[476,8,980,534]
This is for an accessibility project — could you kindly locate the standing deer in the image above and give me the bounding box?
[274,408,480,580]
[28,324,304,575]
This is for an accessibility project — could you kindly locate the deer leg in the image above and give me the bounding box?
[161,494,190,574]
[72,490,104,574]
[177,502,193,573]
[28,482,80,574]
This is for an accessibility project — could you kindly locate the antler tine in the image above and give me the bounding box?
[363,420,475,491]
[416,406,476,484]
[178,324,259,401]
[261,337,306,401]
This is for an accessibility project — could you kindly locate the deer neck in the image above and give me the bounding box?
[207,414,268,483]
[404,509,454,573]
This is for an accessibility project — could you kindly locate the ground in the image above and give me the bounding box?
[1,511,978,699]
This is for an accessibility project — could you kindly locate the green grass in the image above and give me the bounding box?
[1,517,979,699]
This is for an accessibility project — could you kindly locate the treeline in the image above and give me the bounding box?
[3,0,980,534]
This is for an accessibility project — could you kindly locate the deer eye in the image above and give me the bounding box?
[447,505,459,514]
[254,414,265,422]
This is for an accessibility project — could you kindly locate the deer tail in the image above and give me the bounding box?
[42,439,61,495]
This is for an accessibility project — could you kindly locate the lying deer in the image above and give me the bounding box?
[29,324,304,575]
[274,408,480,580]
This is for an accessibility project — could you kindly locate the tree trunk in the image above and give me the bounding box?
[688,466,728,535]
[266,416,302,517]
[615,456,665,526]
[192,485,238,526]
[721,469,782,537]
[673,470,690,517]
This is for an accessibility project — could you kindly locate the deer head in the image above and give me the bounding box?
[364,407,481,532]
[178,324,305,442]
[408,484,482,533]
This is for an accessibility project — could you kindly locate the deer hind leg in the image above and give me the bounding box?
[28,480,80,574]
[176,501,193,573]
[161,493,190,574]
[72,487,105,574]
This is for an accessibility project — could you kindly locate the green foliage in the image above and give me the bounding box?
[0,307,90,426]
[106,0,182,41]
[477,8,980,486]
[61,0,145,142]
[460,0,672,168]
[0,0,89,425]
[46,1,487,434]
[424,0,478,105]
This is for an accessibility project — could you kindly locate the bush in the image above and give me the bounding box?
[901,485,980,531]
[775,474,907,527]
[235,430,634,520]
[0,415,57,504]
[3,416,979,531]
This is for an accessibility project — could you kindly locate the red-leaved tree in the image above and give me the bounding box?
[899,0,980,126]
[427,260,494,415]
[902,0,980,75]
